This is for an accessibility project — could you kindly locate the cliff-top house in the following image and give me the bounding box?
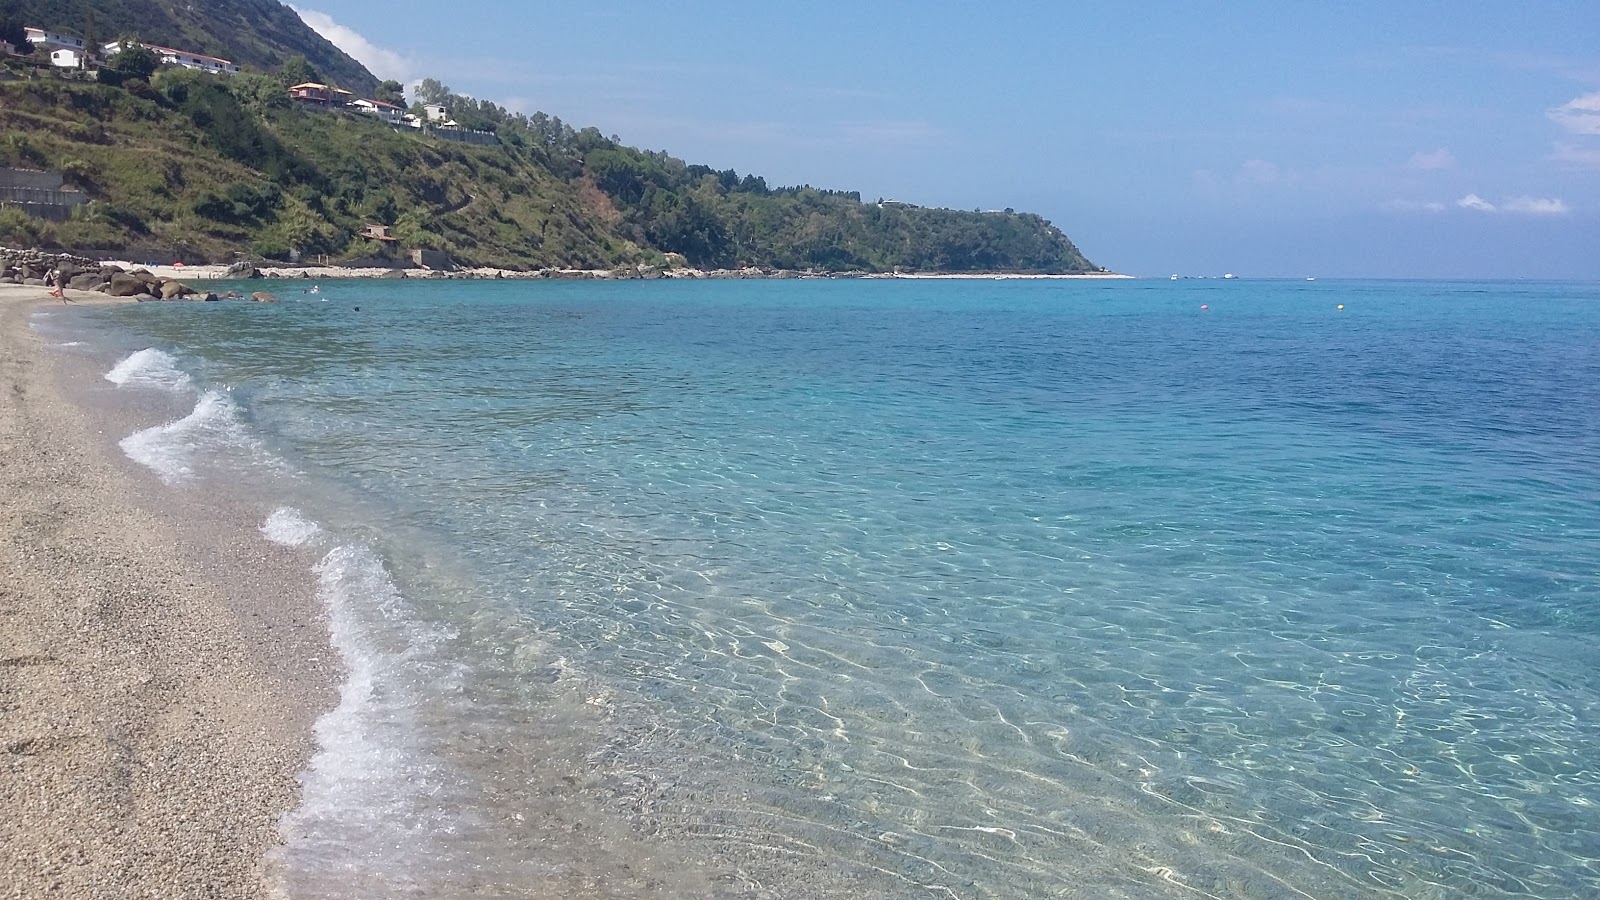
[101,39,238,75]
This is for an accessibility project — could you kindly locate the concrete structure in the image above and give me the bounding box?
[102,40,238,75]
[0,168,88,222]
[411,249,453,270]
[430,125,497,146]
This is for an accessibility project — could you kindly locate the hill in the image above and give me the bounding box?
[0,67,1098,273]
[3,0,377,93]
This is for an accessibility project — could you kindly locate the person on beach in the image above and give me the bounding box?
[47,267,66,301]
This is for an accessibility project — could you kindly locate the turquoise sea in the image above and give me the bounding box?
[39,278,1600,898]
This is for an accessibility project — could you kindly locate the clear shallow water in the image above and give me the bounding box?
[57,279,1600,898]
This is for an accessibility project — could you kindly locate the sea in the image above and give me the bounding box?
[31,278,1600,898]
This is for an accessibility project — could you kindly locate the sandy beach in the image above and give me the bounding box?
[0,284,333,898]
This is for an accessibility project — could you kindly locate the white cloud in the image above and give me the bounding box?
[1547,91,1600,135]
[1451,194,1570,215]
[1553,142,1600,169]
[1406,147,1455,171]
[1502,196,1570,215]
[292,7,412,83]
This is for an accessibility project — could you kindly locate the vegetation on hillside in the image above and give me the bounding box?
[0,53,1097,272]
[2,0,376,93]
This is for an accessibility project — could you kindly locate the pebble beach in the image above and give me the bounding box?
[0,283,334,897]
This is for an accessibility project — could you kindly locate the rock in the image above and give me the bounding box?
[68,273,103,291]
[22,277,45,286]
[379,269,407,279]
[0,277,18,285]
[159,280,195,299]
[250,291,279,303]
[106,273,149,297]
[99,265,124,280]
[203,293,220,302]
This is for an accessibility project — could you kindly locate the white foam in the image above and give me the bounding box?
[118,390,264,484]
[261,507,323,547]
[105,348,193,391]
[271,544,469,895]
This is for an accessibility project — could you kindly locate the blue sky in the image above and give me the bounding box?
[292,2,1600,278]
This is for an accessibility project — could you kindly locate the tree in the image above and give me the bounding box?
[377,79,404,105]
[414,78,451,107]
[100,44,159,86]
[0,16,31,55]
[276,54,321,87]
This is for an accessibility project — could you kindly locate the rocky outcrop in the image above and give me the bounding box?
[1,246,212,300]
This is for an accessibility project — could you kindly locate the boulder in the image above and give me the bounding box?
[159,280,195,299]
[106,273,150,297]
[250,291,279,303]
[68,273,103,291]
[203,293,220,302]
[99,265,124,280]
[22,278,45,286]
[379,269,407,279]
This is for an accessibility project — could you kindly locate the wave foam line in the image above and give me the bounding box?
[261,507,323,547]
[270,544,470,896]
[118,390,289,485]
[105,348,193,391]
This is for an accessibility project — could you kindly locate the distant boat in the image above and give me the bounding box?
[1170,274,1178,280]
[1223,273,1236,280]
[1306,277,1316,281]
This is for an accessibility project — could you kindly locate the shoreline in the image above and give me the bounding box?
[0,283,335,896]
[93,259,1138,283]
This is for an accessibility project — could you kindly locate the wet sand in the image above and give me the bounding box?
[0,284,334,897]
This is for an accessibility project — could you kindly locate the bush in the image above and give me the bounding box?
[250,236,291,260]
[0,206,44,245]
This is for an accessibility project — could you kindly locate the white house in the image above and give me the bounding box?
[101,39,238,75]
[422,104,449,122]
[49,48,86,69]
[351,98,406,126]
[24,27,86,53]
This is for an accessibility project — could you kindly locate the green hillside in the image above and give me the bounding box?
[0,54,1098,272]
[3,0,377,93]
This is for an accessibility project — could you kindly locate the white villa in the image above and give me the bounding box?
[102,39,239,75]
[23,27,86,53]
[351,98,406,126]
[49,48,87,68]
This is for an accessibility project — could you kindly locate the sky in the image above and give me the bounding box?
[290,1,1600,279]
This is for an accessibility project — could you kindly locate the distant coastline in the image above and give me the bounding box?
[97,260,1138,283]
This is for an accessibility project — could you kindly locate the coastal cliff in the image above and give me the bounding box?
[0,6,1098,273]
